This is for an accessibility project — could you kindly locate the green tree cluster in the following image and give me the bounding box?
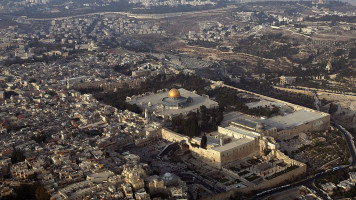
[207,87,280,117]
[2,183,50,200]
[4,91,19,99]
[31,134,47,144]
[200,133,207,149]
[187,40,219,48]
[10,150,26,164]
[171,112,201,137]
[306,15,356,23]
[349,48,356,59]
[199,105,224,132]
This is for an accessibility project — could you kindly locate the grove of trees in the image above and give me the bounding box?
[10,150,26,164]
[2,183,50,200]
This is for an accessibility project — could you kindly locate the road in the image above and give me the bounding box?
[24,5,237,21]
[253,121,356,200]
[252,166,349,200]
[331,121,356,166]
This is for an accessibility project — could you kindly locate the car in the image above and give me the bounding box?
[332,166,340,171]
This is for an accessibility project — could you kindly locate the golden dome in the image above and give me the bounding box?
[168,88,181,98]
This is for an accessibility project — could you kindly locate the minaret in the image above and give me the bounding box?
[326,60,332,72]
[144,109,149,119]
[66,77,70,89]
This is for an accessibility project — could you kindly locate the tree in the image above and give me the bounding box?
[217,111,224,125]
[229,191,244,200]
[349,48,356,59]
[35,184,50,200]
[10,150,26,164]
[31,134,47,144]
[328,103,338,114]
[4,91,18,99]
[183,112,201,137]
[200,105,207,113]
[201,133,207,149]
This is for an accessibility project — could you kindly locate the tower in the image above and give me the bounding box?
[66,77,70,89]
[325,60,332,72]
[144,109,149,119]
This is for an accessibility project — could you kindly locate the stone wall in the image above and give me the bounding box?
[160,128,222,168]
[72,78,144,91]
[219,82,331,137]
[160,128,189,143]
[275,150,304,166]
[217,81,325,114]
[203,150,307,200]
[237,164,306,193]
[189,139,259,169]
[275,114,330,139]
[273,86,314,97]
[218,126,260,140]
[190,146,222,168]
[160,128,260,168]
[219,140,259,166]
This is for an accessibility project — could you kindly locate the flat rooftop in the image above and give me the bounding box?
[206,131,223,145]
[222,108,328,131]
[223,126,260,139]
[221,112,275,131]
[212,137,254,152]
[245,99,294,114]
[267,110,328,129]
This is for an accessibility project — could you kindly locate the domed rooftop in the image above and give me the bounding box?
[256,123,265,132]
[168,88,181,98]
[163,172,173,180]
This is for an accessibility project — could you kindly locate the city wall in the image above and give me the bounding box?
[238,162,306,193]
[217,81,325,113]
[189,138,259,169]
[219,141,259,166]
[72,79,144,91]
[273,86,314,97]
[204,151,307,200]
[190,146,222,168]
[160,128,222,168]
[275,151,304,165]
[160,128,258,169]
[160,128,189,143]
[205,166,306,199]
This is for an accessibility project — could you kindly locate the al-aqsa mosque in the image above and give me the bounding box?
[126,88,218,118]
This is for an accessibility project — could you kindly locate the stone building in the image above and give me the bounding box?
[280,76,297,85]
[122,164,146,191]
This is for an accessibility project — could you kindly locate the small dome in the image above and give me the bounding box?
[256,123,265,132]
[168,88,181,98]
[163,172,174,181]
